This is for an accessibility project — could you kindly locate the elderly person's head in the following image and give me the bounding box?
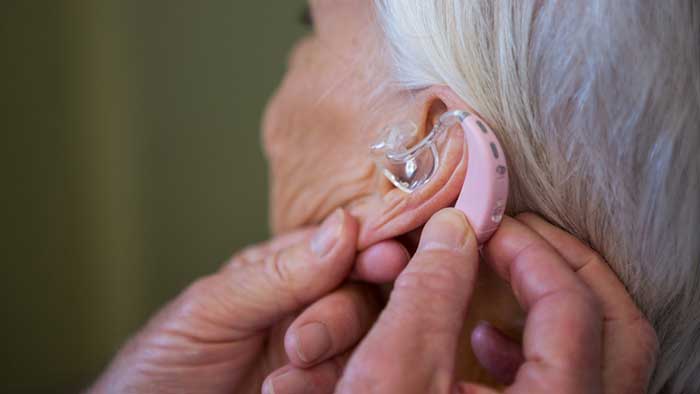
[263,1,699,392]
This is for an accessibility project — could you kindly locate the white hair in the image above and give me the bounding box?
[375,1,700,392]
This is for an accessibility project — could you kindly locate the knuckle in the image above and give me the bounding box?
[233,237,272,260]
[510,240,556,278]
[182,275,216,302]
[575,287,603,317]
[176,275,222,320]
[262,249,307,307]
[580,249,607,270]
[265,250,298,291]
[220,251,251,273]
[514,240,552,264]
[237,243,262,259]
[551,287,602,319]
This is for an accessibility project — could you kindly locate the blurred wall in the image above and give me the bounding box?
[1,1,306,392]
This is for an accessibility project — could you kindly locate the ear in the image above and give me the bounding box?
[349,86,475,250]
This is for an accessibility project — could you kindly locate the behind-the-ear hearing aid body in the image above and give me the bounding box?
[371,110,509,244]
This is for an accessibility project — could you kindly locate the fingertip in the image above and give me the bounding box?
[284,321,332,367]
[470,321,523,385]
[470,320,492,346]
[418,208,476,253]
[285,284,378,368]
[353,240,410,283]
[263,365,312,394]
[311,208,358,260]
[336,208,361,261]
[265,359,346,394]
[338,208,360,237]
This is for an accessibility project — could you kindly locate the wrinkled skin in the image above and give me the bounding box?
[263,210,658,394]
[90,0,657,393]
[263,0,467,243]
[263,0,522,383]
[263,0,386,234]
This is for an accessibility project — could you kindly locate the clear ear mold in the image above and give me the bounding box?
[371,110,510,244]
[370,111,467,193]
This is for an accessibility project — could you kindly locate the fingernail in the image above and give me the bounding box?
[311,209,343,258]
[293,322,331,363]
[263,369,310,394]
[419,209,471,251]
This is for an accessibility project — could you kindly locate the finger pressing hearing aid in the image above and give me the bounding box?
[335,209,480,394]
[285,283,379,367]
[387,208,479,329]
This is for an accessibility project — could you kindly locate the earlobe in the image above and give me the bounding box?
[350,87,473,250]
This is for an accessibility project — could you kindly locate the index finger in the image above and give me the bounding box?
[483,217,603,393]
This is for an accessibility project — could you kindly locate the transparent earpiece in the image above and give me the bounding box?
[370,110,468,193]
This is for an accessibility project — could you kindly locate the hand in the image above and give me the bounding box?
[263,210,657,394]
[472,213,658,394]
[88,208,410,394]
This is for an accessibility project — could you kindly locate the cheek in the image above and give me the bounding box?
[260,87,289,165]
[262,39,338,165]
[260,50,382,231]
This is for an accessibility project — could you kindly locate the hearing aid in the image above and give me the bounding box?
[371,110,509,244]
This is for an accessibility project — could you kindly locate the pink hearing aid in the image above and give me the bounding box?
[371,110,509,244]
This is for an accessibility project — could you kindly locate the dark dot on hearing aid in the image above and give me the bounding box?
[476,121,488,134]
[490,142,500,159]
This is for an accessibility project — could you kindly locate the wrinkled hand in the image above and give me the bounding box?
[264,209,658,394]
[88,209,410,394]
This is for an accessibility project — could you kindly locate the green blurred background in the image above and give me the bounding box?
[1,1,305,392]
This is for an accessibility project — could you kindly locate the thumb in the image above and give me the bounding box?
[383,207,480,358]
[186,209,359,334]
[337,209,479,394]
